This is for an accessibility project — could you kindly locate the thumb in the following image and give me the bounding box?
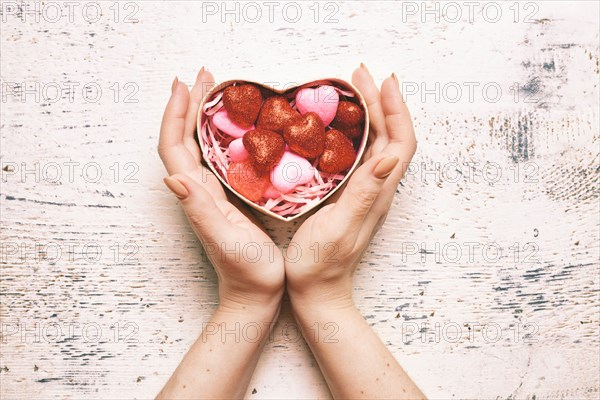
[164,173,233,241]
[328,154,399,235]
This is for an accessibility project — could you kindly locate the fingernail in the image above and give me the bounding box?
[360,62,369,72]
[171,76,179,94]
[373,156,399,179]
[196,67,205,82]
[164,176,189,199]
[391,73,399,85]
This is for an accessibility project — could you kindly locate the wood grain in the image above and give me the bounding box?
[1,1,598,399]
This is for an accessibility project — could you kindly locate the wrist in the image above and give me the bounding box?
[204,304,280,348]
[290,298,360,346]
[288,282,355,325]
[218,288,283,322]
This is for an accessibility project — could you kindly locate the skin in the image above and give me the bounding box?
[285,65,425,399]
[156,68,285,399]
[156,65,425,399]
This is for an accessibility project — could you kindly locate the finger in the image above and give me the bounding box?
[361,75,417,232]
[164,174,233,242]
[181,69,229,199]
[159,78,188,147]
[381,74,416,149]
[327,153,399,240]
[184,67,215,139]
[379,74,417,184]
[185,164,229,203]
[158,79,199,175]
[360,152,410,233]
[184,68,216,163]
[352,64,388,158]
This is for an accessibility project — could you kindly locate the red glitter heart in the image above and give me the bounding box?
[332,101,365,127]
[318,129,356,174]
[331,101,365,139]
[243,129,286,169]
[333,124,363,140]
[227,161,270,202]
[223,84,263,128]
[256,96,300,134]
[283,112,326,159]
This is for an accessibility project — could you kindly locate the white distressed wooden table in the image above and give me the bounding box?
[1,1,598,399]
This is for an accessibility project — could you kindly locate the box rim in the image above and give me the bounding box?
[196,78,370,222]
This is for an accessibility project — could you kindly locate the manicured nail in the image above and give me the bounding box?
[391,73,399,85]
[164,176,189,199]
[373,156,399,179]
[196,66,205,82]
[171,76,179,94]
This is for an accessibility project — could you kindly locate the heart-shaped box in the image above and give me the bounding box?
[197,78,369,222]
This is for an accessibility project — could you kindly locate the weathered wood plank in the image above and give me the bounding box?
[1,1,598,399]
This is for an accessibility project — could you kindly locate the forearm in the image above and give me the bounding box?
[291,300,425,400]
[157,303,280,400]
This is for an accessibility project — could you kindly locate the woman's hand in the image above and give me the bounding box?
[157,68,285,400]
[158,68,285,314]
[284,64,425,399]
[285,64,417,312]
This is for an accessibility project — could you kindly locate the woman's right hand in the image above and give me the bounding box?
[283,63,424,400]
[158,68,285,315]
[157,68,286,400]
[285,64,417,314]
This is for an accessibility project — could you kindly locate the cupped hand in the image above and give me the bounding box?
[158,68,285,315]
[285,64,417,312]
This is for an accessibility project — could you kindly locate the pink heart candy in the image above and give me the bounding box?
[213,108,254,138]
[295,85,339,126]
[228,138,249,162]
[270,151,315,194]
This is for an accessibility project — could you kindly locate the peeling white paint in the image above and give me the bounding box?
[1,1,598,399]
